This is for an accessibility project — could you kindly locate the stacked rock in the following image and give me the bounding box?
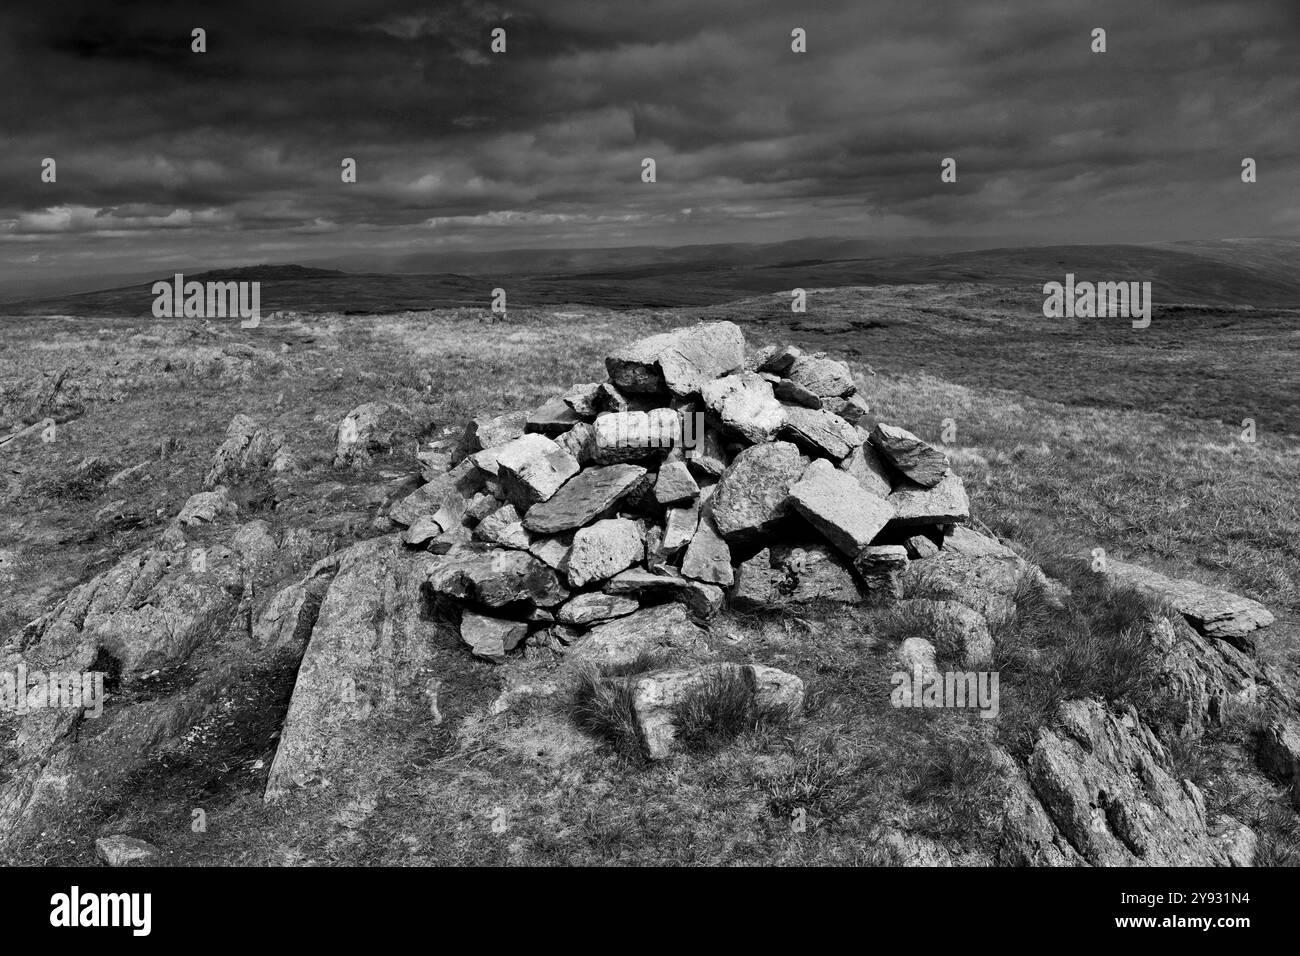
[389,321,969,662]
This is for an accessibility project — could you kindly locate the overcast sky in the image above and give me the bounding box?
[1,0,1296,285]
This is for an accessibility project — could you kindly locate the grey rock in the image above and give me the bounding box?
[566,518,646,587]
[780,406,862,459]
[887,471,970,526]
[455,410,528,465]
[871,423,949,488]
[606,321,746,396]
[680,510,734,586]
[473,504,533,551]
[700,372,787,444]
[95,835,161,867]
[604,568,725,620]
[426,545,569,608]
[333,401,411,467]
[459,610,529,664]
[894,598,993,666]
[710,441,807,543]
[787,458,894,557]
[493,433,580,510]
[757,345,802,375]
[523,464,650,534]
[839,439,894,498]
[772,377,822,409]
[556,593,640,627]
[662,499,702,553]
[787,355,855,399]
[525,397,582,437]
[904,534,941,559]
[1088,557,1274,648]
[570,603,708,668]
[653,460,699,504]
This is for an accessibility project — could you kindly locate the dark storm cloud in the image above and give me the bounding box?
[1,0,1296,282]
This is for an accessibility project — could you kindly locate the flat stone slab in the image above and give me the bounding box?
[566,517,645,587]
[840,438,893,498]
[522,463,649,534]
[786,355,855,399]
[426,545,569,608]
[1091,557,1274,645]
[887,471,970,526]
[556,592,640,626]
[680,511,734,586]
[780,406,861,460]
[787,458,894,557]
[604,568,725,620]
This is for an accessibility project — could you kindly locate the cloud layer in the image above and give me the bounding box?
[2,0,1296,283]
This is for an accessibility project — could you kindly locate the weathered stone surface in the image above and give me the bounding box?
[699,372,787,444]
[473,504,532,550]
[832,393,871,425]
[730,549,784,609]
[459,610,528,664]
[774,543,862,603]
[177,486,236,525]
[894,598,993,665]
[493,433,580,510]
[334,401,412,467]
[606,321,745,396]
[681,408,728,476]
[787,458,894,557]
[662,499,701,554]
[95,835,161,867]
[566,518,645,587]
[904,533,940,559]
[526,397,582,437]
[710,441,807,543]
[205,414,293,488]
[855,544,908,599]
[1089,558,1274,648]
[1256,716,1300,807]
[604,569,725,620]
[630,662,804,759]
[523,464,649,534]
[389,472,457,527]
[887,471,970,526]
[758,345,802,375]
[780,406,861,459]
[593,409,679,456]
[943,525,1017,558]
[839,439,893,498]
[901,550,1030,623]
[680,511,733,586]
[562,383,603,418]
[527,534,572,570]
[654,460,699,504]
[556,592,640,626]
[871,423,949,488]
[772,377,822,409]
[456,410,528,464]
[265,538,439,801]
[1028,699,1230,865]
[403,515,444,546]
[787,355,855,399]
[569,603,708,667]
[426,545,568,608]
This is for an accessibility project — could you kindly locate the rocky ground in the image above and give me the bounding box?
[1,289,1297,866]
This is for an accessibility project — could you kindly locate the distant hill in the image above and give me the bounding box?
[2,240,1296,317]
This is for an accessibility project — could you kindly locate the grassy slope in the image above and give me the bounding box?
[1,288,1297,865]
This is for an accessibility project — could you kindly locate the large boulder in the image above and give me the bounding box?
[333,401,412,468]
[1088,557,1273,648]
[606,321,745,396]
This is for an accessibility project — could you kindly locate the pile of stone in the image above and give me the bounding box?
[388,321,971,663]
